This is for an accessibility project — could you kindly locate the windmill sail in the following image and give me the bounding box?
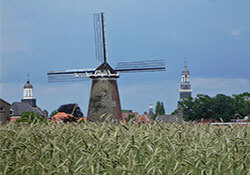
[47,69,95,82]
[48,75,90,82]
[115,59,165,73]
[47,13,166,84]
[93,13,107,63]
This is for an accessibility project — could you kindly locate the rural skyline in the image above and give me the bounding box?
[1,0,250,114]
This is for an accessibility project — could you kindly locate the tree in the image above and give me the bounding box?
[154,101,165,119]
[160,102,165,115]
[182,93,250,122]
[61,115,78,123]
[16,111,48,124]
[57,103,83,117]
[127,114,136,122]
[232,93,250,117]
[155,101,161,115]
[211,94,234,121]
[50,110,58,117]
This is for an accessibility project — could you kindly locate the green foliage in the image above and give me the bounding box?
[155,101,165,118]
[16,111,48,124]
[127,114,136,122]
[171,109,178,115]
[122,110,131,112]
[182,92,250,121]
[58,103,83,117]
[160,102,165,114]
[155,101,161,114]
[152,113,158,120]
[61,115,79,123]
[232,93,250,117]
[0,123,249,174]
[50,110,58,117]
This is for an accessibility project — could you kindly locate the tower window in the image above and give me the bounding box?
[26,89,29,96]
[0,107,4,113]
[9,109,14,115]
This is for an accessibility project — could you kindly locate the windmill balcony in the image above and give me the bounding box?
[90,70,120,78]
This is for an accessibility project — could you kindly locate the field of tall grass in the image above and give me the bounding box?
[0,122,249,175]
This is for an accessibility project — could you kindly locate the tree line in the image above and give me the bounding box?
[181,92,250,122]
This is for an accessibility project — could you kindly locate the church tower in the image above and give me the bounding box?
[21,74,37,107]
[148,104,154,119]
[179,60,192,101]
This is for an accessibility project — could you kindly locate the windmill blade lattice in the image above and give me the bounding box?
[47,69,95,82]
[115,59,166,73]
[93,13,107,62]
[48,76,90,83]
[48,75,91,82]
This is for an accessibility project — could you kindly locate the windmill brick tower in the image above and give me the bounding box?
[47,13,165,122]
[87,62,122,122]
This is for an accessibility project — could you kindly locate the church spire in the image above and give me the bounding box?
[184,57,187,67]
[27,73,30,83]
[179,59,192,101]
[182,58,190,77]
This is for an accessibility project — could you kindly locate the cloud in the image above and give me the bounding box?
[192,77,250,96]
[230,28,241,37]
[2,36,30,55]
[1,7,31,55]
[192,77,249,88]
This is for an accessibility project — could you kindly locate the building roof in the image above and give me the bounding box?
[51,112,87,123]
[155,114,183,124]
[11,102,44,117]
[9,116,21,123]
[135,113,152,124]
[122,110,138,118]
[51,112,73,122]
[0,98,11,106]
[23,80,33,88]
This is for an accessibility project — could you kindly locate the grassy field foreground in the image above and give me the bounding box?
[0,122,249,175]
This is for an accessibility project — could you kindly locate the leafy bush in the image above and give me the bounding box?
[16,111,48,124]
[50,110,58,117]
[58,103,83,117]
[127,114,136,122]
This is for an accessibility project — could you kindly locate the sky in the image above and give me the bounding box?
[1,0,250,115]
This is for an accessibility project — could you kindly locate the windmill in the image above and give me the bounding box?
[47,13,166,123]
